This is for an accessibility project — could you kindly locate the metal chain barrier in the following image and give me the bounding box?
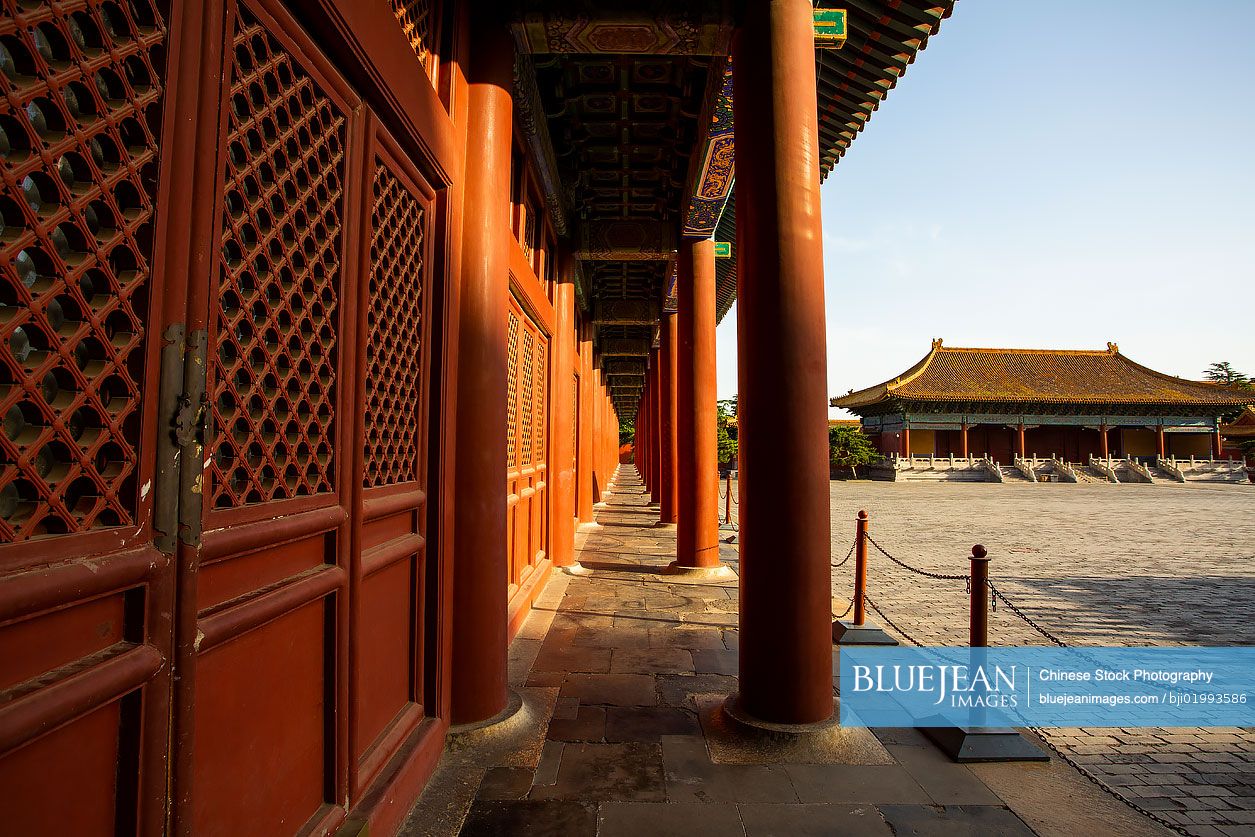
[985,580,1068,647]
[832,541,855,570]
[863,595,927,648]
[865,534,971,582]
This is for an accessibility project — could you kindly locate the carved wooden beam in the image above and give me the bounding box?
[577,220,676,260]
[599,337,652,357]
[594,299,658,325]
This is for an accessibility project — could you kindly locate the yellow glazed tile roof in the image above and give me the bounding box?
[833,341,1255,409]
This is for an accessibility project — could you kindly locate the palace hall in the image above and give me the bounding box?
[833,340,1254,463]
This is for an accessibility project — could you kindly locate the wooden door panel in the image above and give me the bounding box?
[349,121,435,793]
[185,0,362,832]
[0,0,178,832]
[192,597,332,837]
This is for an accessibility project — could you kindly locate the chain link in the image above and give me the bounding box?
[985,580,1068,647]
[865,534,971,581]
[863,595,927,648]
[834,596,854,620]
[832,541,855,569]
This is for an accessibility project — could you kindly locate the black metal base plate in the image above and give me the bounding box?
[921,726,1050,763]
[832,620,900,646]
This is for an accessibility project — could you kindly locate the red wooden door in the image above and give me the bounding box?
[0,1,180,832]
[2,0,458,834]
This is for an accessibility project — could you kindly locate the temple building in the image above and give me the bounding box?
[833,340,1255,463]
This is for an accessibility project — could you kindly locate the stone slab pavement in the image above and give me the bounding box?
[729,478,1255,837]
[400,469,1174,837]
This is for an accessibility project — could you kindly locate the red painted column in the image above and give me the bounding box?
[649,352,661,504]
[550,270,577,567]
[577,323,595,522]
[903,426,911,459]
[1100,423,1109,459]
[450,19,513,726]
[676,239,720,568]
[961,421,969,458]
[1018,423,1026,458]
[659,313,679,524]
[1214,421,1224,458]
[732,0,834,725]
[1157,423,1166,458]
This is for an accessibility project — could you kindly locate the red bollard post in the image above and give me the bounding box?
[970,544,989,647]
[922,542,1048,762]
[853,510,868,626]
[833,509,896,645]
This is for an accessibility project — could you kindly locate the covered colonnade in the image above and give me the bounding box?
[0,1,951,833]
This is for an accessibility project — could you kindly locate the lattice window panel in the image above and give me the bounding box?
[505,309,518,469]
[0,0,168,541]
[207,2,346,509]
[519,330,533,467]
[389,0,438,83]
[531,340,544,462]
[363,162,424,488]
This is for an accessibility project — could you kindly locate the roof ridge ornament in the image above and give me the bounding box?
[1107,342,1119,353]
[931,337,944,349]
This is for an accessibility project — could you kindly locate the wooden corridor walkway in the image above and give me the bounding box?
[398,467,1165,837]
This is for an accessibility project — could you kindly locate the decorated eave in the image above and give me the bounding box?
[832,341,1255,415]
[709,0,956,324]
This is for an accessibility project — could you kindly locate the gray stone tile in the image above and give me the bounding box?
[530,742,665,802]
[610,647,695,675]
[559,673,658,706]
[475,767,534,801]
[547,705,606,742]
[604,707,702,742]
[662,735,799,804]
[657,673,737,709]
[692,648,739,676]
[598,802,745,837]
[739,803,892,836]
[783,765,932,805]
[458,800,597,837]
[531,642,612,674]
[876,804,1036,836]
[884,743,1005,806]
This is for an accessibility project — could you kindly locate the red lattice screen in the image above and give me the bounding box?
[388,0,439,83]
[0,0,168,541]
[505,309,518,468]
[519,330,533,466]
[363,161,424,488]
[207,2,346,509]
[505,299,548,473]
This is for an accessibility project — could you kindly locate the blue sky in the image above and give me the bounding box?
[715,0,1255,414]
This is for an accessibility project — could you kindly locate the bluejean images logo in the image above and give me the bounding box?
[839,647,1255,728]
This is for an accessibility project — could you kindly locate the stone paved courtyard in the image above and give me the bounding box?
[399,469,1211,837]
[794,479,1255,836]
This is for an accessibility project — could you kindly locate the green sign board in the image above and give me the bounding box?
[713,241,732,258]
[813,9,848,49]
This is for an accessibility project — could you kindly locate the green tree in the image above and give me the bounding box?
[717,396,738,467]
[829,423,879,479]
[619,413,634,446]
[1204,362,1251,389]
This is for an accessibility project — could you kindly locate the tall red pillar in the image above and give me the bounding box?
[1100,423,1109,459]
[1157,423,1166,458]
[1018,423,1026,458]
[961,421,969,458]
[732,0,834,726]
[551,271,578,566]
[450,19,513,726]
[675,239,721,569]
[649,352,661,504]
[577,323,595,523]
[659,314,679,524]
[1214,421,1224,459]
